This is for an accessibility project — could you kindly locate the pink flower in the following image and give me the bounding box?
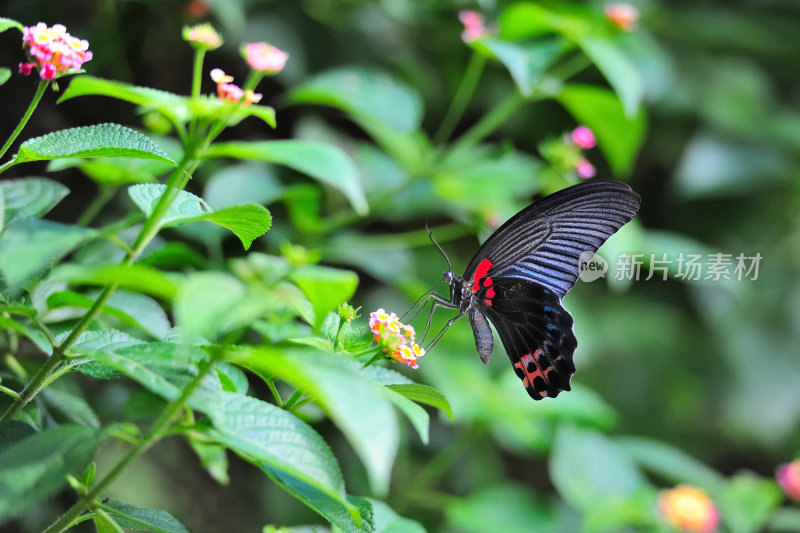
[183,23,223,50]
[658,485,720,532]
[210,68,262,106]
[243,42,288,74]
[571,125,596,149]
[459,10,487,42]
[575,158,596,179]
[605,3,639,31]
[19,22,92,81]
[369,308,425,369]
[777,460,800,501]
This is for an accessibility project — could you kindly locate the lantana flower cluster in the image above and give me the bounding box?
[658,485,720,532]
[458,10,488,43]
[369,309,425,369]
[569,125,597,179]
[19,22,93,81]
[209,68,262,106]
[777,459,800,501]
[243,42,288,74]
[605,2,640,32]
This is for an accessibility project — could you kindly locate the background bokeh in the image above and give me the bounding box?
[1,0,799,532]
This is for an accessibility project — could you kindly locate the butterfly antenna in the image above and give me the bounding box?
[426,223,452,272]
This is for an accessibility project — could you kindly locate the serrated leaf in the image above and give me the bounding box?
[0,218,95,292]
[242,348,398,495]
[0,177,70,227]
[0,424,100,521]
[128,184,271,249]
[204,140,368,215]
[203,392,358,521]
[370,499,426,533]
[41,386,101,428]
[102,498,189,533]
[14,124,175,166]
[48,157,166,186]
[60,76,190,125]
[0,18,23,34]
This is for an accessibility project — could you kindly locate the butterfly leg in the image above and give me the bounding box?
[416,292,460,345]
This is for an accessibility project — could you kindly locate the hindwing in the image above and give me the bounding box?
[474,277,577,400]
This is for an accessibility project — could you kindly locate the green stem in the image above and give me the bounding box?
[282,390,303,410]
[547,52,592,83]
[446,91,525,157]
[0,156,198,423]
[0,79,48,162]
[41,358,216,533]
[0,285,117,423]
[0,384,20,400]
[75,186,116,227]
[191,49,206,100]
[433,52,486,145]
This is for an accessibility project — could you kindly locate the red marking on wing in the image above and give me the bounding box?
[484,276,493,287]
[471,258,493,292]
[513,352,549,398]
[485,287,495,299]
[483,298,493,307]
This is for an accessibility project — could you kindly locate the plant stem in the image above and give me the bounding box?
[446,91,525,157]
[0,284,117,423]
[75,185,116,227]
[191,49,206,100]
[0,79,48,162]
[41,359,216,533]
[433,52,486,145]
[0,156,198,423]
[0,384,20,400]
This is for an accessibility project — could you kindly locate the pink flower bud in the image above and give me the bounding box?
[575,158,596,179]
[777,460,800,501]
[571,125,596,149]
[243,42,288,74]
[605,3,639,31]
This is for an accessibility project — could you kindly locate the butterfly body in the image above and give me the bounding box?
[426,181,640,400]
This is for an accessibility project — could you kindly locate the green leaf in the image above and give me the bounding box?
[128,184,271,250]
[65,329,145,380]
[15,123,176,166]
[446,485,557,533]
[242,349,398,496]
[370,499,425,533]
[557,84,646,175]
[717,473,782,533]
[387,384,454,420]
[102,498,189,533]
[290,265,359,329]
[203,392,360,521]
[0,177,70,228]
[0,18,23,33]
[60,76,190,125]
[48,157,168,186]
[0,424,100,521]
[0,68,10,86]
[289,67,423,132]
[549,425,645,511]
[187,438,229,485]
[204,140,368,215]
[174,272,272,340]
[0,218,95,292]
[47,289,170,340]
[769,508,800,532]
[47,263,180,300]
[616,436,723,489]
[41,387,101,428]
[264,469,374,533]
[0,316,52,355]
[577,36,644,118]
[476,38,567,97]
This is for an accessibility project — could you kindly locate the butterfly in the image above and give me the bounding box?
[414,181,641,400]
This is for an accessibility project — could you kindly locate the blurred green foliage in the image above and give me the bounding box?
[1,0,799,532]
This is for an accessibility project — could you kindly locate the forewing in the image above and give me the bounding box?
[478,277,577,400]
[463,181,640,298]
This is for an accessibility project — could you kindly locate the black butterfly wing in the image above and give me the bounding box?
[463,181,641,298]
[474,277,577,400]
